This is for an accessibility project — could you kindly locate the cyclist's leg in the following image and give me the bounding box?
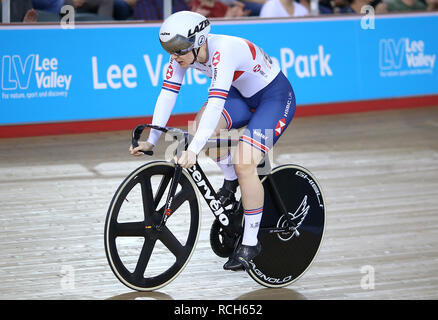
[240,72,296,241]
[241,72,296,240]
[224,72,296,270]
[191,87,252,155]
[191,88,252,205]
[234,139,265,245]
[223,138,265,270]
[215,88,252,181]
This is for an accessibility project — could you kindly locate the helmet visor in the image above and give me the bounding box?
[160,34,196,56]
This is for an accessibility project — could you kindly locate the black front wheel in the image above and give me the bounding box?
[104,161,201,291]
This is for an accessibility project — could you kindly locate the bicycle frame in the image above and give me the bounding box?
[259,177,298,235]
[132,124,298,235]
[186,163,230,226]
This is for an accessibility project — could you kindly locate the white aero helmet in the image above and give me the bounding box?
[159,11,210,56]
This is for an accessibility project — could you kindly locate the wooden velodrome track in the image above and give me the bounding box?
[0,105,437,300]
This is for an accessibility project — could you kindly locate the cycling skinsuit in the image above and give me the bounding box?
[147,33,296,155]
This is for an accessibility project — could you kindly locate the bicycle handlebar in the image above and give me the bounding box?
[131,124,154,155]
[131,124,191,156]
[132,124,239,155]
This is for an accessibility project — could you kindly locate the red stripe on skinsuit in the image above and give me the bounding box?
[243,39,256,60]
[233,71,244,81]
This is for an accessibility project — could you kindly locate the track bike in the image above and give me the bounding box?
[104,124,325,291]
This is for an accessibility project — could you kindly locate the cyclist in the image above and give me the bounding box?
[130,11,296,271]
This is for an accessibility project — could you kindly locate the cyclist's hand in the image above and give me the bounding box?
[130,141,154,156]
[174,150,197,168]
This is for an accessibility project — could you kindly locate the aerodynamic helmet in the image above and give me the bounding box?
[159,11,211,55]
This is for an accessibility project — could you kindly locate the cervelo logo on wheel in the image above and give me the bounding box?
[212,51,221,67]
[166,65,174,80]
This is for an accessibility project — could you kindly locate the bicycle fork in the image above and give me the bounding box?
[156,164,183,231]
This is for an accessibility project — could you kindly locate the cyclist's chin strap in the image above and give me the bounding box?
[191,48,200,64]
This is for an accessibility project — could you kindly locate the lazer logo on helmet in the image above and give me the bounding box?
[187,19,210,38]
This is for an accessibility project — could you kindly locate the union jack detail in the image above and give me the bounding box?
[162,80,181,94]
[208,88,228,100]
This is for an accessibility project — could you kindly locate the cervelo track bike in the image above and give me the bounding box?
[104,124,325,291]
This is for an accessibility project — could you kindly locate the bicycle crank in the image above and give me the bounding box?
[210,208,243,258]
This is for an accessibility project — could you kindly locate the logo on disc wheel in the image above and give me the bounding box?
[276,195,310,241]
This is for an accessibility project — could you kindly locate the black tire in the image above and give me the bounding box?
[104,161,201,291]
[247,164,326,288]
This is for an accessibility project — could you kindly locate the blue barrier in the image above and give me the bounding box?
[1,13,437,125]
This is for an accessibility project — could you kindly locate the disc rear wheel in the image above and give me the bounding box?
[247,165,325,288]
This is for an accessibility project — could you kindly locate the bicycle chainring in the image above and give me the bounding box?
[209,208,243,258]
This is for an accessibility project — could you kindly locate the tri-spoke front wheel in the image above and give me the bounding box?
[104,161,201,291]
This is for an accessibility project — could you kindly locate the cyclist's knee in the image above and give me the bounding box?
[234,141,264,174]
[234,162,257,178]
